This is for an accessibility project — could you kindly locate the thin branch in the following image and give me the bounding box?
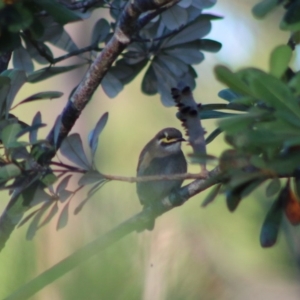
[103,172,208,183]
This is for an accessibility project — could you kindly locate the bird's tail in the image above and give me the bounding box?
[136,208,155,232]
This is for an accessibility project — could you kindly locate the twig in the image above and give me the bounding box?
[103,172,208,182]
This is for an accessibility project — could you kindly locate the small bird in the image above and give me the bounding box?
[136,128,187,231]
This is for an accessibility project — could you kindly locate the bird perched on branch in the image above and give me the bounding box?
[136,128,187,231]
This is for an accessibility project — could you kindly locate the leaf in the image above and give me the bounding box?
[60,133,91,170]
[164,47,204,64]
[1,123,23,148]
[196,39,222,52]
[269,45,292,78]
[91,18,110,45]
[205,127,222,144]
[142,65,157,95]
[78,170,106,185]
[16,123,46,139]
[0,76,11,116]
[2,69,27,115]
[13,45,34,73]
[215,66,254,96]
[0,164,21,183]
[252,0,278,19]
[280,1,300,31]
[218,89,241,102]
[36,0,81,25]
[161,5,188,30]
[12,91,63,109]
[251,73,300,121]
[56,203,69,230]
[199,110,237,120]
[163,16,212,47]
[29,112,42,144]
[201,183,221,207]
[42,24,78,53]
[88,112,108,156]
[101,72,123,98]
[266,178,281,197]
[27,64,84,83]
[260,184,286,248]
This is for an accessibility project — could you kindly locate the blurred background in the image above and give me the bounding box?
[1,0,300,299]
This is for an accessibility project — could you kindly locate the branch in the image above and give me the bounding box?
[4,166,220,300]
[45,0,180,157]
[0,0,181,250]
[102,172,208,182]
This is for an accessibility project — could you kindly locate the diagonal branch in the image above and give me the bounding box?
[0,0,180,250]
[4,167,221,300]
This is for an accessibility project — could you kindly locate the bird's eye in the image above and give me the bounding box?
[160,137,177,144]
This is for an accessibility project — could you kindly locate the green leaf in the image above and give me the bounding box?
[29,111,42,144]
[7,4,33,32]
[205,127,222,145]
[266,178,281,197]
[13,91,63,109]
[60,133,91,170]
[41,172,57,187]
[27,64,83,83]
[2,69,27,115]
[142,65,157,95]
[41,24,78,53]
[252,0,278,19]
[1,123,23,148]
[201,184,221,207]
[53,114,62,149]
[260,185,286,248]
[36,0,81,25]
[88,112,108,156]
[91,18,110,45]
[101,72,123,98]
[199,110,237,120]
[0,76,11,117]
[280,1,300,31]
[269,45,292,78]
[288,71,300,96]
[218,89,241,102]
[161,5,188,30]
[164,14,219,46]
[214,66,253,96]
[0,163,21,183]
[251,73,300,122]
[196,39,222,53]
[13,45,34,73]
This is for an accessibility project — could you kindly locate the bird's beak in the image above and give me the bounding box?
[178,137,187,142]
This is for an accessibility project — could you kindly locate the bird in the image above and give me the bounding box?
[136,127,187,231]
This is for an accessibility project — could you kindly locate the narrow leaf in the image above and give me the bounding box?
[201,183,221,207]
[88,112,108,156]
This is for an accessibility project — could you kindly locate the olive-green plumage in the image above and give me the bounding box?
[136,128,187,230]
